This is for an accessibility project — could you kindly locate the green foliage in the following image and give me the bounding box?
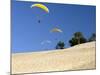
[74,32,83,44]
[88,33,96,42]
[56,41,65,49]
[69,32,87,46]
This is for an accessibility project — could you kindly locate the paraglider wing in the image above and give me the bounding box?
[41,40,51,45]
[50,28,63,33]
[31,3,49,13]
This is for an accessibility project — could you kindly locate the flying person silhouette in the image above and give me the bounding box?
[31,3,49,24]
[38,20,41,23]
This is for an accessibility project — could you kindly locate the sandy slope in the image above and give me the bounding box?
[12,42,96,74]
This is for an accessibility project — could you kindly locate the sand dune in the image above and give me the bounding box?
[12,42,96,74]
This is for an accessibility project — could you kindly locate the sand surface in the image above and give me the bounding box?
[12,42,96,74]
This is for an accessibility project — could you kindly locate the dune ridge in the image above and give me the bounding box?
[12,42,96,74]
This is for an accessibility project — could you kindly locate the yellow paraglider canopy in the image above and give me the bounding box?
[31,3,49,13]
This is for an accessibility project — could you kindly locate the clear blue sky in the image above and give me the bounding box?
[12,0,96,53]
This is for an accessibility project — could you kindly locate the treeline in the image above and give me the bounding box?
[56,32,96,49]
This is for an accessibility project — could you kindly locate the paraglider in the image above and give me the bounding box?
[31,3,49,13]
[50,27,63,41]
[38,20,41,23]
[41,40,51,45]
[50,27,63,33]
[41,40,52,50]
[31,3,49,23]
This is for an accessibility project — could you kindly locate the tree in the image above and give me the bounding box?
[69,38,78,46]
[69,32,87,46]
[56,41,65,49]
[74,32,83,44]
[88,33,96,42]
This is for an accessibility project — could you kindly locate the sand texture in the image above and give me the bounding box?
[12,42,96,74]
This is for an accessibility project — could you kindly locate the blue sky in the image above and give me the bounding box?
[12,0,96,53]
